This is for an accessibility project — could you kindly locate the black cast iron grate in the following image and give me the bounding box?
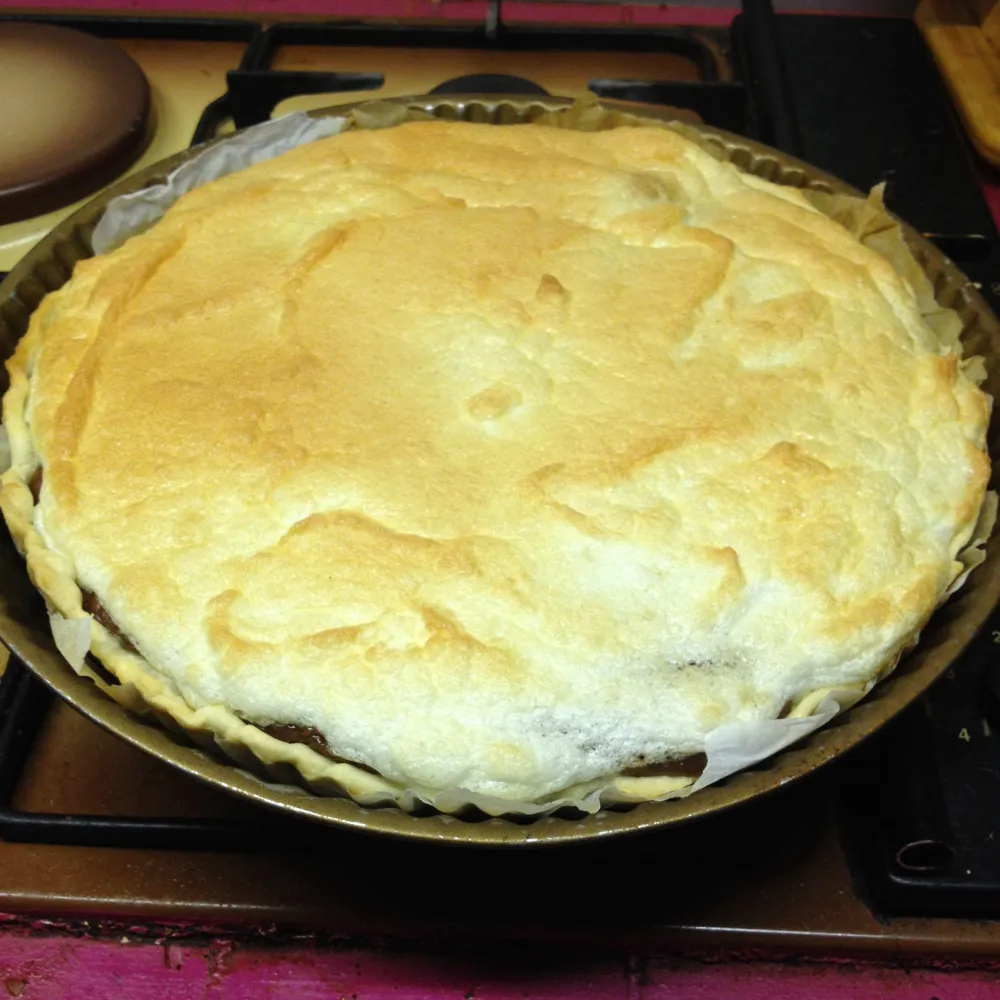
[190,4,739,142]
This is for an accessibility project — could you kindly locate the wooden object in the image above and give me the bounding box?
[917,0,1000,167]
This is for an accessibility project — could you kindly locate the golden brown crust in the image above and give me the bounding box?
[0,117,992,808]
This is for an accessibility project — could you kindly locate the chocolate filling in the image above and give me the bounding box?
[84,652,121,687]
[28,467,42,504]
[621,752,708,779]
[262,723,378,774]
[81,590,138,654]
[263,723,333,758]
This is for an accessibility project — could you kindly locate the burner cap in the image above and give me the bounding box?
[429,74,549,97]
[0,23,152,225]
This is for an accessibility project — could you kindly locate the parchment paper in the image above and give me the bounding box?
[50,612,91,671]
[92,113,350,255]
[68,99,997,816]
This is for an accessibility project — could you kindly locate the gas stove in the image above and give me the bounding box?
[2,1,1000,960]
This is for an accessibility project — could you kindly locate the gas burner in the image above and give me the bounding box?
[429,74,549,96]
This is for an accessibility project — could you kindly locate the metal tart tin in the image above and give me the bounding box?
[1,95,998,845]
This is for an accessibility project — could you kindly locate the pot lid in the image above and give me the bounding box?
[0,22,152,225]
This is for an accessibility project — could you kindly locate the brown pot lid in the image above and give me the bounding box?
[0,23,152,225]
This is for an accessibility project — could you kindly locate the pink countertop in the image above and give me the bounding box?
[0,0,738,25]
[3,924,1000,999]
[982,166,1000,231]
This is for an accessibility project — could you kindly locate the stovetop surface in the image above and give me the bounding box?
[2,5,1000,954]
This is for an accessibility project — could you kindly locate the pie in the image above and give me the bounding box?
[0,115,992,810]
